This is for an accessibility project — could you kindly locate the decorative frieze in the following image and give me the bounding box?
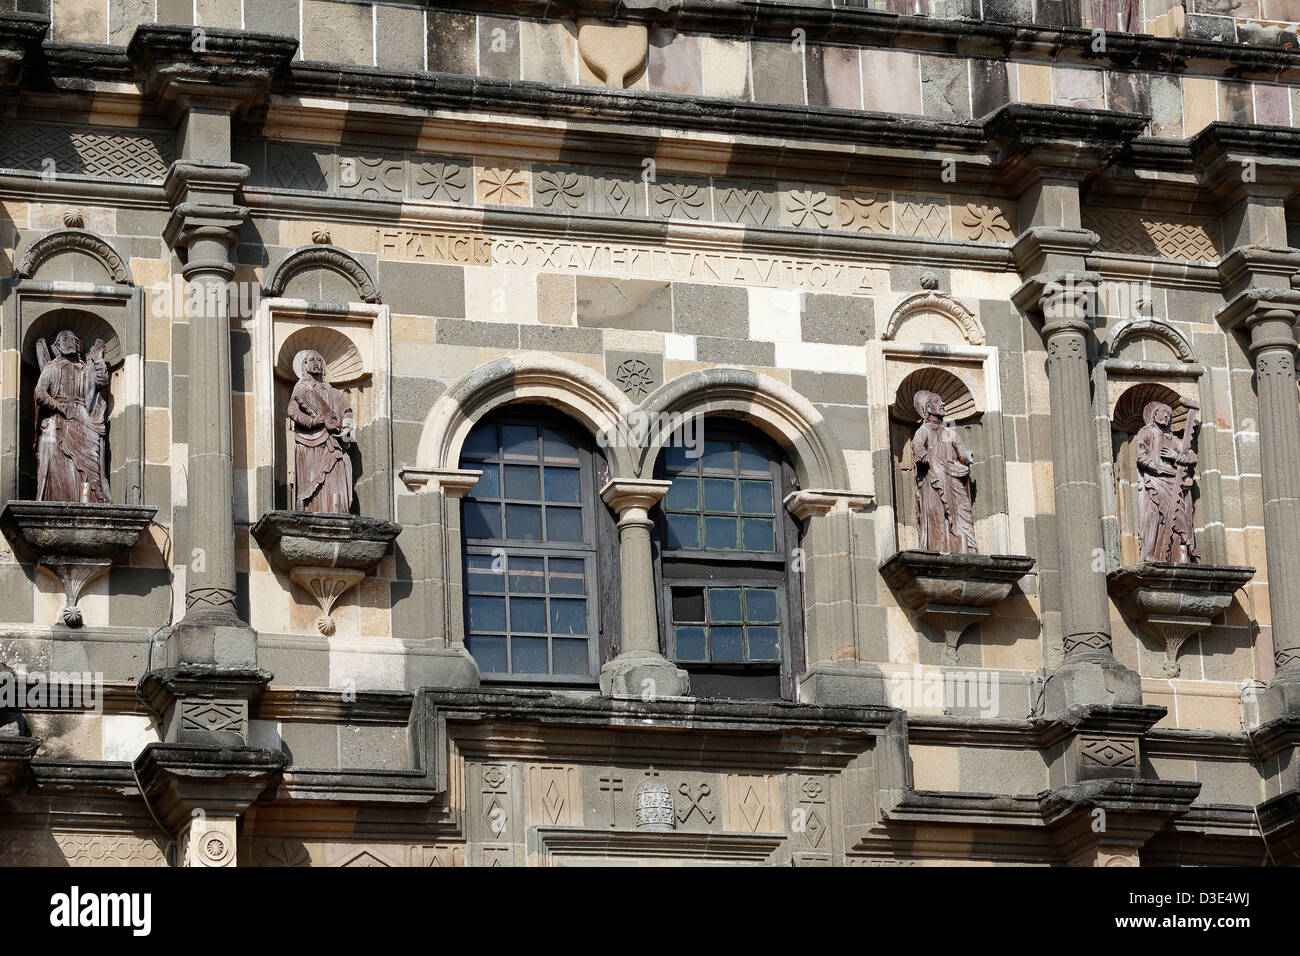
[1083,210,1222,262]
[0,122,175,181]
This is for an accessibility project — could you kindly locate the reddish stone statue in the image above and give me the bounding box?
[34,330,111,503]
[1135,399,1200,564]
[911,389,977,554]
[289,349,355,513]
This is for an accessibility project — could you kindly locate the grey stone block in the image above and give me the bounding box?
[519,324,603,355]
[477,16,520,79]
[790,370,868,406]
[436,318,519,348]
[695,336,775,366]
[672,283,747,337]
[380,261,465,317]
[801,293,873,345]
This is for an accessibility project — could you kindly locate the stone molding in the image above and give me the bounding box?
[16,228,133,285]
[263,244,381,303]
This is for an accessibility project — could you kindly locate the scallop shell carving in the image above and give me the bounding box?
[23,312,123,368]
[1112,382,1188,434]
[891,367,978,423]
[275,326,366,385]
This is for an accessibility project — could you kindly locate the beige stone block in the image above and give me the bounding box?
[1170,682,1240,731]
[375,4,426,72]
[2,200,29,228]
[698,36,750,99]
[302,0,374,67]
[231,393,254,471]
[527,764,584,826]
[537,273,576,326]
[250,569,292,634]
[910,744,960,791]
[604,328,663,352]
[144,408,171,464]
[1182,77,1219,136]
[196,0,243,28]
[1245,527,1268,579]
[1,349,19,402]
[886,606,921,665]
[1031,460,1054,515]
[286,221,379,255]
[30,204,116,235]
[663,359,709,380]
[391,313,436,344]
[360,577,391,638]
[128,523,169,569]
[27,713,102,760]
[1016,64,1053,104]
[465,266,538,323]
[52,0,107,43]
[475,162,532,207]
[1142,679,1176,728]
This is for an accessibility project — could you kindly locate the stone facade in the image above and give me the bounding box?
[0,0,1297,867]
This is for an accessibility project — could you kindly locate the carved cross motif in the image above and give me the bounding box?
[598,773,624,828]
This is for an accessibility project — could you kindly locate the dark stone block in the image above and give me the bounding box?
[694,336,775,366]
[672,283,747,337]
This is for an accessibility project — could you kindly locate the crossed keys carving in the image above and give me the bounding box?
[676,783,715,825]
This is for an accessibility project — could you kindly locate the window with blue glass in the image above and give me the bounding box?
[655,421,801,700]
[459,409,608,684]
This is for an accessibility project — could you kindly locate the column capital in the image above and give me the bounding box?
[601,478,672,516]
[1217,246,1300,292]
[1013,269,1103,336]
[783,488,874,521]
[1010,227,1098,278]
[1215,286,1300,343]
[399,467,482,498]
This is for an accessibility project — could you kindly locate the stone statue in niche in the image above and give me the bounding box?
[34,330,111,503]
[911,389,977,554]
[289,349,355,513]
[1135,399,1200,563]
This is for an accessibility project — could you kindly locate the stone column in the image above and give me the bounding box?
[598,478,689,698]
[1015,269,1142,710]
[162,161,256,667]
[1218,291,1300,718]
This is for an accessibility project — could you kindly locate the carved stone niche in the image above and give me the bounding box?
[250,511,400,636]
[0,501,155,627]
[1107,563,1254,678]
[880,551,1035,665]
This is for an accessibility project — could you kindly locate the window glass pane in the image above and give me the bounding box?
[542,428,580,463]
[739,479,773,515]
[501,424,539,458]
[470,464,499,499]
[509,597,546,633]
[745,587,780,623]
[508,556,545,593]
[553,638,589,675]
[703,478,736,513]
[545,506,583,542]
[666,514,700,549]
[708,587,742,622]
[671,586,706,622]
[543,467,581,503]
[511,637,548,674]
[709,626,744,662]
[700,439,732,470]
[467,636,507,673]
[463,501,501,540]
[736,441,769,472]
[741,517,775,552]
[747,626,780,661]
[664,444,692,473]
[468,595,506,632]
[503,464,540,500]
[466,554,503,592]
[548,558,586,595]
[704,516,738,550]
[461,424,497,459]
[550,598,587,635]
[665,476,698,511]
[504,504,542,540]
[674,626,707,661]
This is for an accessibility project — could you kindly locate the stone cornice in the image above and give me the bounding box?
[398,467,482,496]
[983,103,1149,183]
[0,11,48,88]
[783,488,875,520]
[128,25,297,116]
[1215,286,1300,333]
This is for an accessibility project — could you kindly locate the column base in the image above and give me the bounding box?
[1043,652,1142,715]
[410,645,481,691]
[797,661,892,707]
[599,651,690,699]
[1258,670,1300,724]
[166,610,258,669]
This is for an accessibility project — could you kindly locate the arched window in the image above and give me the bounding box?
[459,407,615,685]
[653,419,801,700]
